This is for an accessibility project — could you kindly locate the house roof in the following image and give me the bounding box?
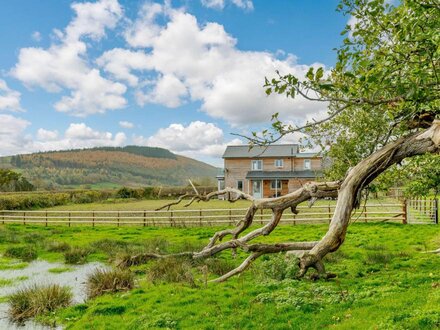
[245,170,322,179]
[223,144,300,158]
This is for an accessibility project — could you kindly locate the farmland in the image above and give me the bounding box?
[0,210,438,328]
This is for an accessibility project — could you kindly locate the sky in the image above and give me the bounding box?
[0,0,348,166]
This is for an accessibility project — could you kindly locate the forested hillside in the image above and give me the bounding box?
[0,146,218,190]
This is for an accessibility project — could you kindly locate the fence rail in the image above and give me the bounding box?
[0,202,407,227]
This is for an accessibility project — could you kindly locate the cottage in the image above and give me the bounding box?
[217,144,323,198]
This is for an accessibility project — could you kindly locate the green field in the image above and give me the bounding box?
[0,221,438,329]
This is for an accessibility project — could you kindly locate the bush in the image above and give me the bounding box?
[45,241,71,253]
[86,268,134,299]
[64,247,90,264]
[4,245,38,262]
[199,258,236,276]
[148,257,195,286]
[8,284,72,322]
[259,254,298,281]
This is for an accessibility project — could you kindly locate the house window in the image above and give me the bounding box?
[275,159,283,168]
[304,159,311,170]
[237,180,243,191]
[271,180,282,190]
[251,160,262,171]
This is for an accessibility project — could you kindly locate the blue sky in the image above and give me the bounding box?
[0,0,347,166]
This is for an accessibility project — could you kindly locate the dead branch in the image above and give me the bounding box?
[140,121,440,282]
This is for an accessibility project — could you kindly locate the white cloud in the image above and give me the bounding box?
[31,31,42,42]
[0,79,23,112]
[201,0,253,10]
[96,48,150,86]
[119,121,134,129]
[33,123,127,152]
[0,115,31,156]
[136,74,188,108]
[11,0,126,117]
[133,121,242,158]
[123,1,166,48]
[36,128,59,141]
[111,6,327,126]
[0,119,126,156]
[64,0,122,42]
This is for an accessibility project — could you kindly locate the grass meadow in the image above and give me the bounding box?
[0,219,438,329]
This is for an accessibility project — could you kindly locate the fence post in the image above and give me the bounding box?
[260,209,264,224]
[328,205,331,224]
[199,209,202,226]
[92,211,95,227]
[143,210,146,227]
[363,204,368,223]
[170,211,174,227]
[23,211,26,225]
[229,209,232,226]
[45,211,48,227]
[402,199,407,224]
[434,199,439,225]
[68,212,71,227]
[117,211,120,227]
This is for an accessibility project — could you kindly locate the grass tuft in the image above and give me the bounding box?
[45,241,71,253]
[8,284,72,322]
[148,257,196,286]
[64,247,90,264]
[364,251,395,265]
[86,268,134,299]
[4,245,38,262]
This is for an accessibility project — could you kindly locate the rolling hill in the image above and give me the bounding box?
[0,146,219,190]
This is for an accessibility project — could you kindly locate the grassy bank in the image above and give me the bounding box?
[0,222,438,328]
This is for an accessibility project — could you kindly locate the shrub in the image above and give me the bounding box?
[148,257,195,286]
[200,258,236,276]
[86,268,134,299]
[8,284,72,322]
[64,247,90,264]
[4,245,38,262]
[45,241,71,253]
[259,254,299,281]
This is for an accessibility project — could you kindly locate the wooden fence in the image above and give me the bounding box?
[0,202,407,227]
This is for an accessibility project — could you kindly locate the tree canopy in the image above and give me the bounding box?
[0,169,34,192]
[262,0,439,180]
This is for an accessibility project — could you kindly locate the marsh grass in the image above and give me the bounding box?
[8,284,72,322]
[64,247,90,264]
[148,257,196,286]
[45,241,71,253]
[4,245,38,262]
[86,268,134,299]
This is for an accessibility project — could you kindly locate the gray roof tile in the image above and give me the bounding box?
[246,170,322,179]
[223,144,300,158]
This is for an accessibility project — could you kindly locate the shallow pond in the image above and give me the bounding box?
[0,260,107,329]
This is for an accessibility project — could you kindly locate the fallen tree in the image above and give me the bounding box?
[121,0,439,281]
[125,120,438,282]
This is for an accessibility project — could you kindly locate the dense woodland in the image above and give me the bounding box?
[1,146,217,190]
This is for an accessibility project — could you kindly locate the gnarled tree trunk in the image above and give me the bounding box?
[124,120,440,281]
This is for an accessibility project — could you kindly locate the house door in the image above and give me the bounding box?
[252,180,262,198]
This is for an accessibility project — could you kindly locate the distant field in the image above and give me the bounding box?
[41,197,400,211]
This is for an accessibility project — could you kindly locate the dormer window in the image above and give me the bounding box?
[304,159,311,170]
[251,160,262,171]
[275,159,283,168]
